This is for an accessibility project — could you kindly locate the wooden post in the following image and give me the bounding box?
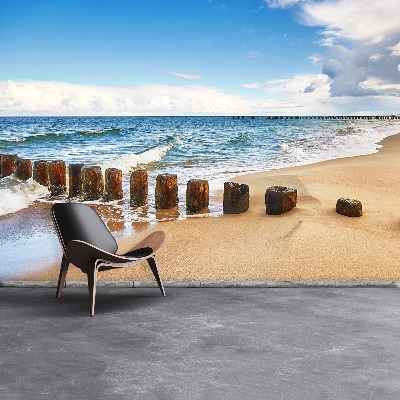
[33,161,49,186]
[186,179,209,213]
[15,158,32,181]
[265,186,297,215]
[68,163,84,198]
[336,198,362,217]
[223,182,249,214]
[104,168,123,201]
[155,173,178,209]
[0,154,18,178]
[48,161,67,196]
[130,169,148,207]
[81,166,104,201]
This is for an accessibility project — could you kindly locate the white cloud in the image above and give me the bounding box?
[301,0,399,43]
[168,71,204,80]
[266,0,302,9]
[0,80,258,116]
[243,74,331,95]
[389,42,400,57]
[369,53,383,62]
[246,50,262,58]
[294,0,400,97]
[368,35,386,45]
[2,78,400,117]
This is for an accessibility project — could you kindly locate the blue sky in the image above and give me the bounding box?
[1,0,400,115]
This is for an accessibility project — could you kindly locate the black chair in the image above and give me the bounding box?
[51,202,166,316]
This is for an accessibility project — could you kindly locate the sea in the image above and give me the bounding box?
[0,116,399,278]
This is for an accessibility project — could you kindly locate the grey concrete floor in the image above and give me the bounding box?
[1,287,400,399]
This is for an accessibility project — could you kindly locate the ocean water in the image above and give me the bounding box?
[1,116,399,218]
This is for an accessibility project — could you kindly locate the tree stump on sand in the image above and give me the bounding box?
[48,161,67,196]
[68,163,84,198]
[105,168,123,201]
[15,158,32,181]
[130,169,148,207]
[0,154,18,178]
[155,173,178,210]
[336,198,362,217]
[265,186,297,215]
[33,161,49,186]
[81,166,104,201]
[186,179,209,213]
[223,182,249,214]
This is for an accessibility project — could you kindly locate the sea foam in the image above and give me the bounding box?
[100,143,173,174]
[0,177,49,216]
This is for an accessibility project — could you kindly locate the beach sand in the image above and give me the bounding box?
[13,133,400,282]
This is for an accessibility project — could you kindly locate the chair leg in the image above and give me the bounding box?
[56,255,69,299]
[87,267,98,317]
[147,256,166,297]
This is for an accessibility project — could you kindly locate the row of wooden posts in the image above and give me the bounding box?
[0,154,255,214]
[2,154,362,217]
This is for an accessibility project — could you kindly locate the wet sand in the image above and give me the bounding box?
[4,133,400,282]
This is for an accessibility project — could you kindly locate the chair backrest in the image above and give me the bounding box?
[52,203,118,255]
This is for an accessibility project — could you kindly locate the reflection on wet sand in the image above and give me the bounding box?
[156,206,180,221]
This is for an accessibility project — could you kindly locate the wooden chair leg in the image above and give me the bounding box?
[147,256,166,297]
[56,255,69,299]
[87,267,98,317]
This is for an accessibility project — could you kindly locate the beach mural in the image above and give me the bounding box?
[2,0,400,284]
[0,116,399,280]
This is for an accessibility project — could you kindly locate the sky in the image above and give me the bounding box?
[0,0,399,116]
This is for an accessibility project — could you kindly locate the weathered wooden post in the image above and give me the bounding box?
[48,160,67,196]
[68,163,84,198]
[265,186,297,215]
[0,154,18,178]
[186,179,209,213]
[336,198,362,217]
[81,166,104,201]
[33,161,49,186]
[223,182,249,214]
[104,168,123,201]
[15,158,32,181]
[130,169,148,207]
[155,173,178,209]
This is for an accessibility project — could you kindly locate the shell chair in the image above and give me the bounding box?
[51,202,166,316]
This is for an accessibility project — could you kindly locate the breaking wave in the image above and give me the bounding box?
[0,177,49,216]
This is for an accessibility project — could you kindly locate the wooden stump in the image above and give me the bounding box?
[336,198,362,217]
[68,163,84,198]
[48,161,67,196]
[105,168,123,201]
[223,182,249,214]
[265,186,297,215]
[130,169,148,207]
[81,166,104,201]
[155,173,178,210]
[0,154,18,178]
[33,161,49,186]
[186,179,209,213]
[15,158,32,181]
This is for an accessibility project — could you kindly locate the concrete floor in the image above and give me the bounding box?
[1,287,400,399]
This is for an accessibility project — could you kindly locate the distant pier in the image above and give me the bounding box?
[233,115,400,120]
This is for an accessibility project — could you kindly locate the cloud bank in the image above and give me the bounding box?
[0,80,255,116]
[300,0,400,97]
[2,78,399,117]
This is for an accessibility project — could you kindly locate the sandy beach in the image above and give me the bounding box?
[14,131,399,283]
